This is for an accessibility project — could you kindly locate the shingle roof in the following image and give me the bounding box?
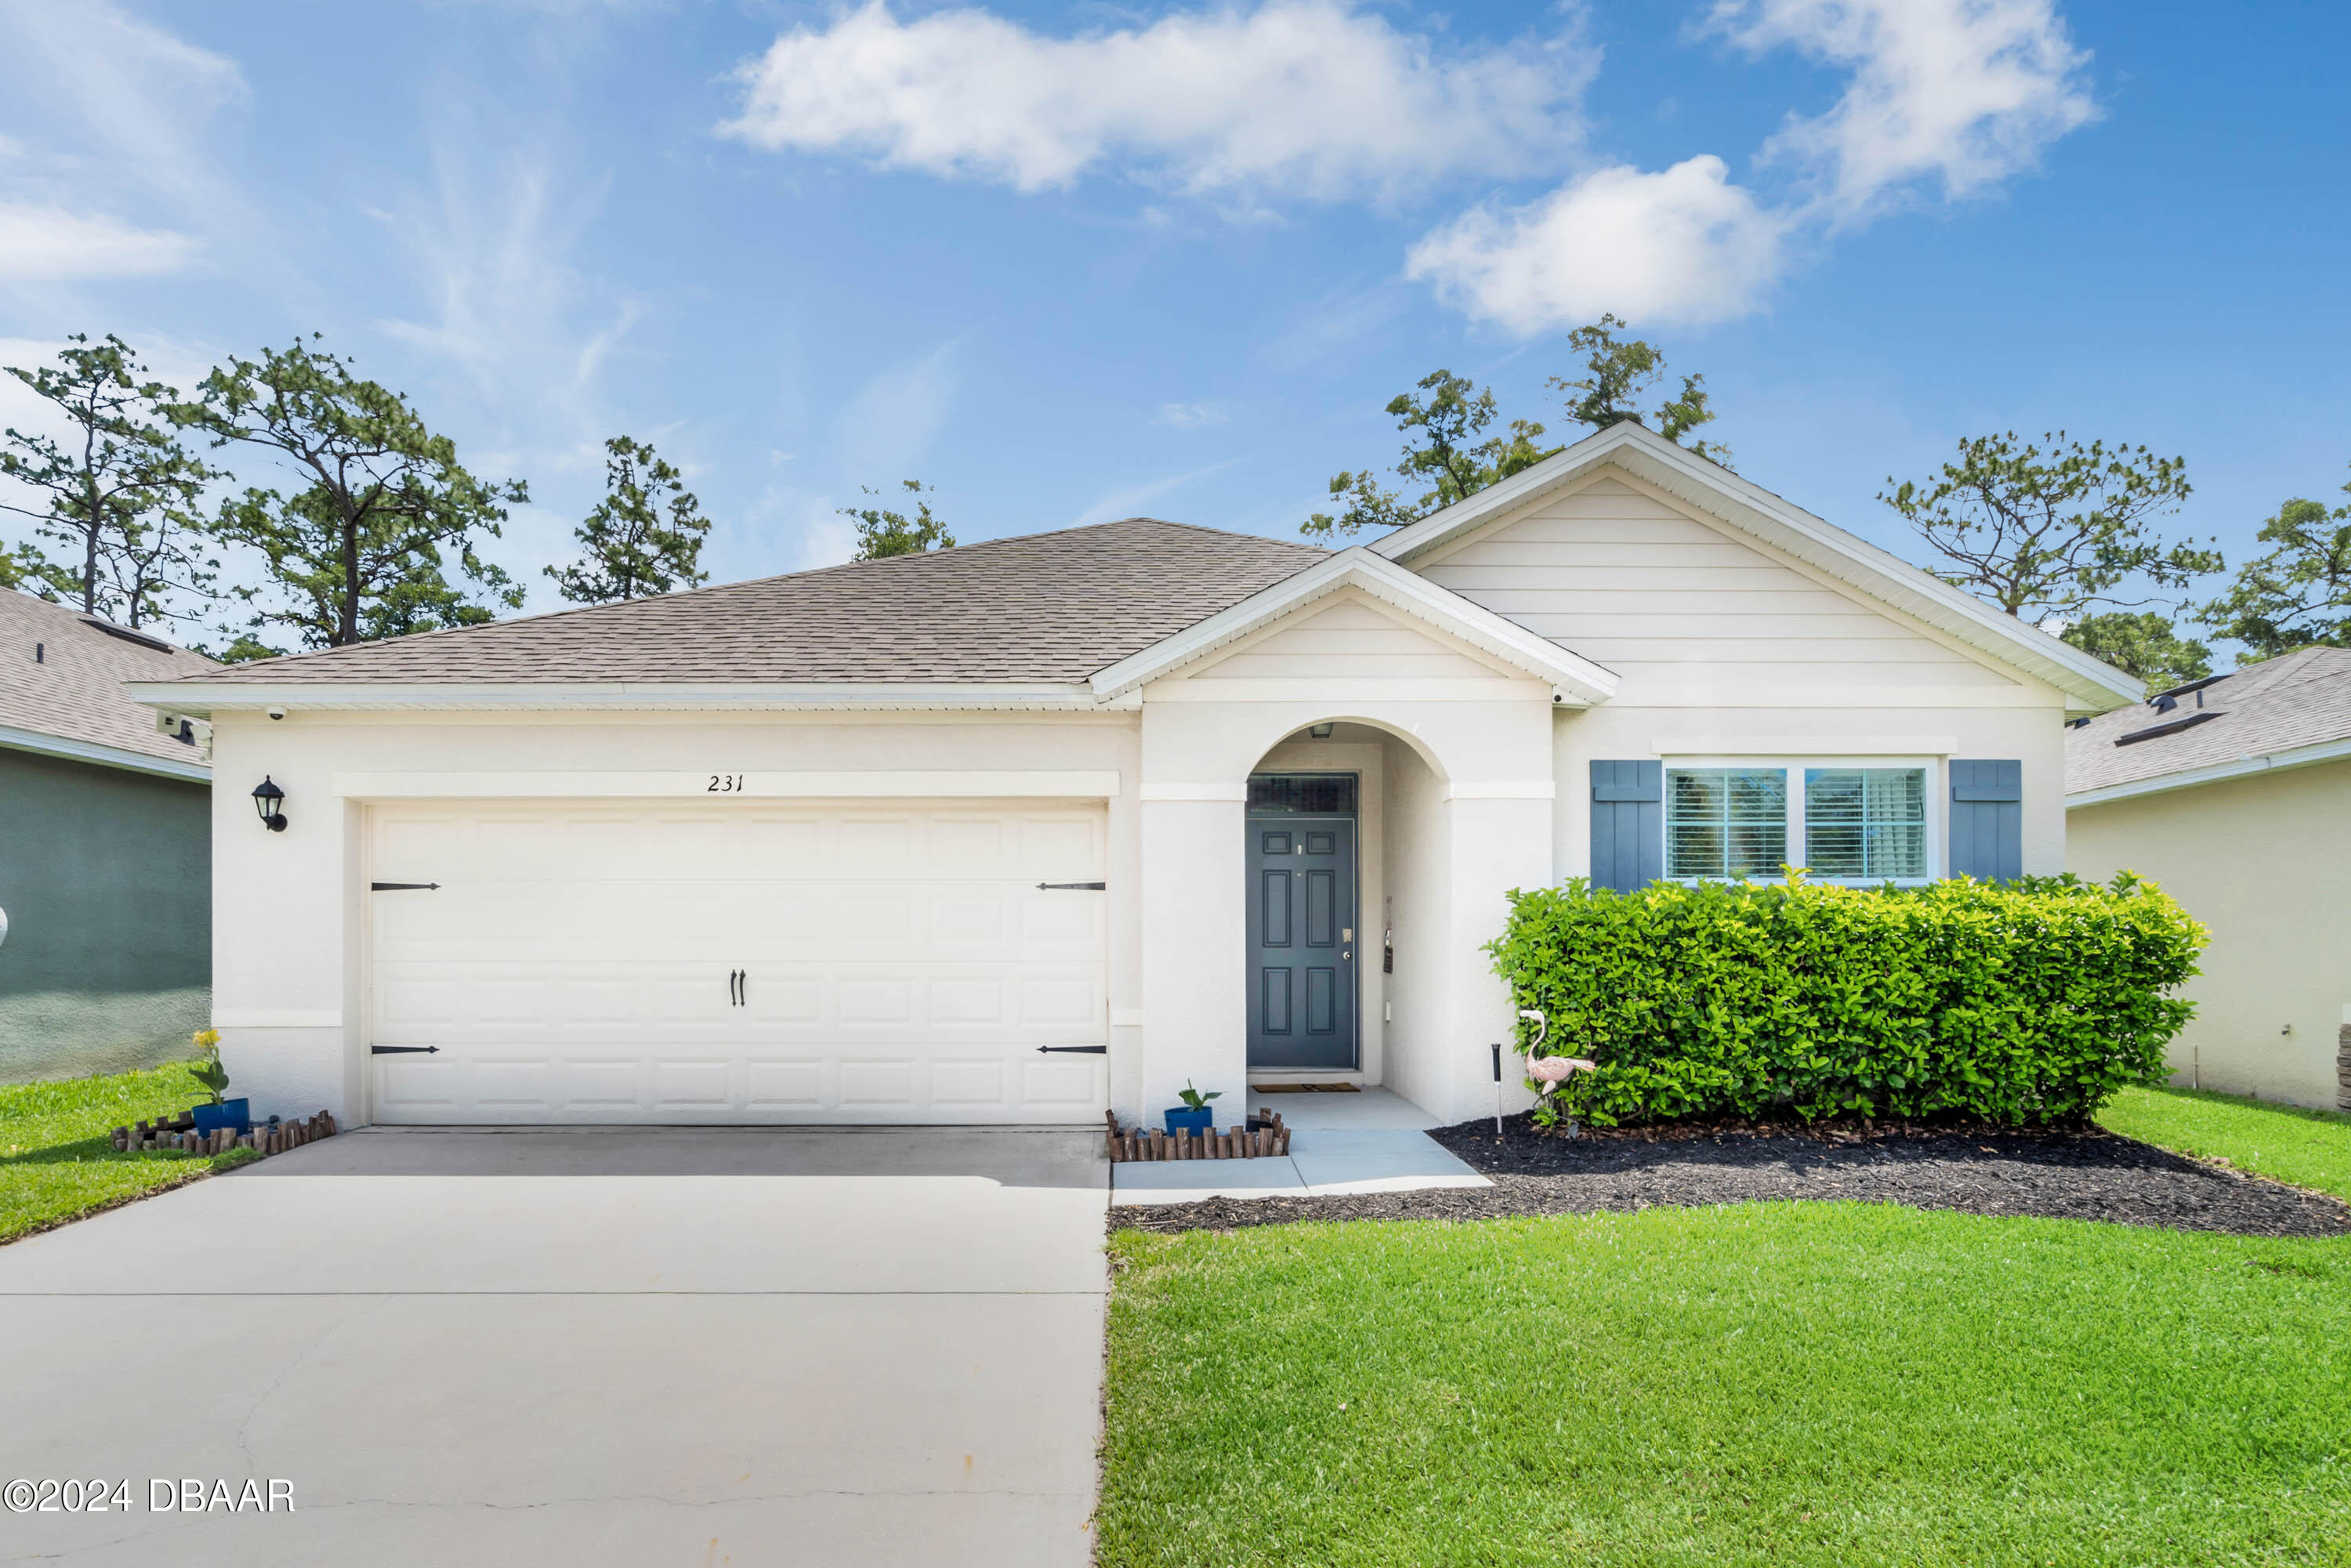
[186,518,1328,686]
[2064,646,2351,795]
[0,589,216,766]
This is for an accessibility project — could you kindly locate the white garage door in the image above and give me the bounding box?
[366,800,1109,1124]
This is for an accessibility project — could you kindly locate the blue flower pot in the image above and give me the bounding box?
[190,1099,251,1135]
[1164,1106,1215,1138]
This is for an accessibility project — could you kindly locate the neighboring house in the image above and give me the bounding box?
[0,589,216,1083]
[2066,646,2351,1110]
[132,422,2140,1129]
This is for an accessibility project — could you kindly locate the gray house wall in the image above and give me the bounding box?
[0,748,211,1082]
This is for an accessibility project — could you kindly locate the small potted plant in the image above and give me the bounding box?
[187,1029,251,1135]
[1164,1081,1219,1139]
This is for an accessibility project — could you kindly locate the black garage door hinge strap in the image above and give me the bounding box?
[371,1045,440,1055]
[1035,882,1106,890]
[370,882,440,892]
[1034,1045,1108,1054]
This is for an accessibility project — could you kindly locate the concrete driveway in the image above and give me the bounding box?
[0,1127,1109,1566]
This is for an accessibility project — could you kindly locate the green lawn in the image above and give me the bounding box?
[2099,1085,2351,1203]
[1102,1202,2350,1567]
[0,1061,253,1244]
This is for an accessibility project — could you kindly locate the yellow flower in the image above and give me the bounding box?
[193,1029,220,1049]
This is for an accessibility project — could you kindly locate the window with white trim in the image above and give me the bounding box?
[1665,768,1788,879]
[1803,768,1928,881]
[1663,760,1936,884]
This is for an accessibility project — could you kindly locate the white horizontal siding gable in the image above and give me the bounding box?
[1373,421,2137,713]
[1414,471,2023,704]
[1194,594,1519,684]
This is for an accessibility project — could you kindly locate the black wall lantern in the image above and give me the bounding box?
[252,775,287,832]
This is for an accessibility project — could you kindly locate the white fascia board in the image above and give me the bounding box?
[2065,735,2351,809]
[334,769,1121,799]
[1370,422,2144,714]
[1650,734,1960,757]
[124,680,1114,716]
[1086,546,1618,704]
[0,722,211,783]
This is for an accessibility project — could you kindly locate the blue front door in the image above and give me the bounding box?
[1245,805,1358,1070]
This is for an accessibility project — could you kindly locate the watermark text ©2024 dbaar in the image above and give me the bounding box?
[4,1478,294,1514]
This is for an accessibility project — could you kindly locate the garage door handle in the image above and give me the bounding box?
[729,969,744,1007]
[1037,882,1106,890]
[371,1045,439,1056]
[1035,1045,1107,1054]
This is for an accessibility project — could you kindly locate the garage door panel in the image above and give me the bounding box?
[1023,1058,1101,1106]
[839,1059,916,1108]
[745,1058,825,1108]
[930,1059,1006,1106]
[654,1059,731,1109]
[368,800,1109,1124]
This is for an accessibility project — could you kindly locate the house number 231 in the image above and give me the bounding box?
[707,773,745,793]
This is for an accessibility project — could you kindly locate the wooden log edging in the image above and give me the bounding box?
[109,1111,339,1159]
[1103,1110,1291,1162]
[2338,1007,2349,1113]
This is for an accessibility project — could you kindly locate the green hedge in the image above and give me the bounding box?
[1488,874,2204,1127]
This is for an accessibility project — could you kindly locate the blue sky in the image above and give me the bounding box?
[0,0,2343,652]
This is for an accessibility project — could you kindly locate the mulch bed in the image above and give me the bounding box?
[1115,1111,2351,1239]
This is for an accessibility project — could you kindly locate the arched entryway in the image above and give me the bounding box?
[1131,646,1560,1126]
[1238,718,1451,1110]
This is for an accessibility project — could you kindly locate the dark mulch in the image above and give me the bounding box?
[1115,1112,2351,1239]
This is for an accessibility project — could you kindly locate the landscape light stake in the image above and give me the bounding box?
[1491,1042,1503,1140]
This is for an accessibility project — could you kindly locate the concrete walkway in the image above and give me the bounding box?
[0,1127,1109,1566]
[1110,1087,1491,1206]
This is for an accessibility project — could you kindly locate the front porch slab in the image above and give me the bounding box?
[1110,1088,1491,1207]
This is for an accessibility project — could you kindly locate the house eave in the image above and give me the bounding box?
[2065,734,2351,809]
[1369,423,2144,715]
[0,722,212,782]
[125,680,1132,717]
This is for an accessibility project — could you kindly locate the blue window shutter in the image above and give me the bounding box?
[1590,760,1663,891]
[1947,760,2023,882]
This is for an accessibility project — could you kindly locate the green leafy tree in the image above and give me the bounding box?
[547,436,712,603]
[0,334,222,628]
[845,480,955,560]
[1303,370,1548,541]
[169,336,525,653]
[2059,611,2212,688]
[1303,321,1727,541]
[1881,432,2219,624]
[1548,313,1730,467]
[2195,471,2351,660]
[0,541,40,592]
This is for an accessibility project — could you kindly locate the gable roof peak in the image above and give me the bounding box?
[1370,422,2142,713]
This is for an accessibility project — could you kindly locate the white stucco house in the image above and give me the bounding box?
[2067,646,2351,1110]
[131,423,2141,1132]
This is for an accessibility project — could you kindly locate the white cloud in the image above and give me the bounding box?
[1157,402,1226,429]
[1707,0,2096,215]
[1071,459,1241,527]
[0,204,195,282]
[0,0,245,208]
[1407,0,2094,331]
[833,340,961,484]
[1407,156,1789,332]
[719,0,1588,202]
[799,510,859,570]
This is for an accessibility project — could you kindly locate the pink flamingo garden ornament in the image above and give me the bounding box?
[1514,1009,1597,1135]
